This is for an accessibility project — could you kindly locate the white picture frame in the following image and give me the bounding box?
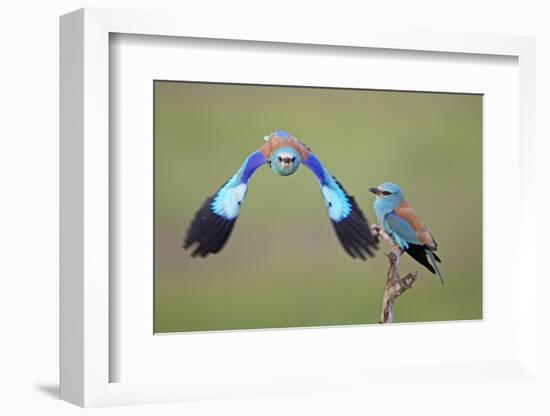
[60,7,537,408]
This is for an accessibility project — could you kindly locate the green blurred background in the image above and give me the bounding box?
[154,81,482,333]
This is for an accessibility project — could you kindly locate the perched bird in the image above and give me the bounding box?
[183,130,378,259]
[369,182,443,284]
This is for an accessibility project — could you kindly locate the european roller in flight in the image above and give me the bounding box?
[183,130,379,259]
[369,182,443,283]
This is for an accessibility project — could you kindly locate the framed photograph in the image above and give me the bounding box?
[60,8,537,407]
[152,80,480,334]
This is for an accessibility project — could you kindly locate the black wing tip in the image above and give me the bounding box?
[331,224,379,260]
[331,196,379,261]
[404,244,443,274]
[183,196,237,258]
[327,176,379,260]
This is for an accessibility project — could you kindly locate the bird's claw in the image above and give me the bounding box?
[370,224,392,241]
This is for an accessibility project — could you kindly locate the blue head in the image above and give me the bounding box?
[369,182,405,219]
[269,146,302,176]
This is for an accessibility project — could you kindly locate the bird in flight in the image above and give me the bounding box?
[183,130,378,259]
[369,182,443,283]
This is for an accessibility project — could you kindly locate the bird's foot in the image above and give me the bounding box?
[370,224,392,242]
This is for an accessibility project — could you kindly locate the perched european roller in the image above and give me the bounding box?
[183,130,378,259]
[369,182,443,284]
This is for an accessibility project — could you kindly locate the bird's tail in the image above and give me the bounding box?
[427,250,444,285]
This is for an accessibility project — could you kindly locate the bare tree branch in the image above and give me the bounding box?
[371,224,419,324]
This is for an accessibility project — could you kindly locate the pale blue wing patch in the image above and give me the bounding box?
[184,151,266,257]
[210,150,267,220]
[321,183,352,222]
[384,211,420,249]
[303,153,352,222]
[303,151,378,259]
[212,182,248,220]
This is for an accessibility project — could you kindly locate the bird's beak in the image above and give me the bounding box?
[369,187,381,195]
[280,157,294,168]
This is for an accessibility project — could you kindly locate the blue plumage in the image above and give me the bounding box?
[211,151,266,220]
[272,130,292,138]
[301,152,375,258]
[370,182,443,283]
[184,131,378,259]
[303,153,352,222]
[269,146,302,176]
[384,212,419,248]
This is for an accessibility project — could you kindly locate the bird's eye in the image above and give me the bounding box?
[278,156,282,162]
[381,191,392,196]
[291,157,296,162]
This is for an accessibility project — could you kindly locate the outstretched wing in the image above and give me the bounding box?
[183,151,267,257]
[303,152,378,260]
[385,211,443,283]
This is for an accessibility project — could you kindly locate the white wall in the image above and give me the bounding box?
[1,1,548,415]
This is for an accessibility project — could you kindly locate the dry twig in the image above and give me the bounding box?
[371,224,419,324]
